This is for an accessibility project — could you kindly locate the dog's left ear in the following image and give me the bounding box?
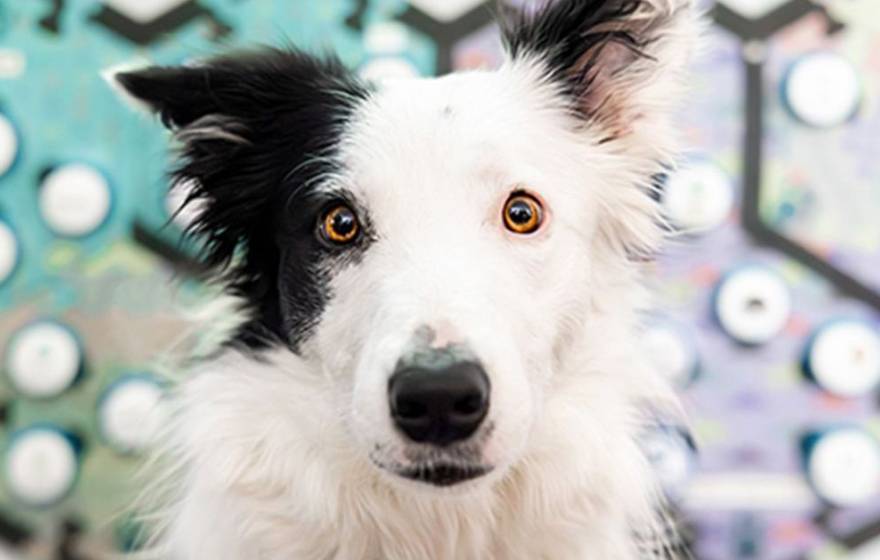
[502,0,699,254]
[502,0,697,150]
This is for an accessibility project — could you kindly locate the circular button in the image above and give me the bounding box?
[364,21,409,55]
[39,163,112,237]
[807,429,880,507]
[98,375,167,454]
[642,428,696,497]
[5,427,79,507]
[0,113,18,178]
[0,220,18,283]
[661,161,734,233]
[784,52,861,128]
[805,321,880,398]
[5,321,82,398]
[642,322,699,388]
[715,267,791,345]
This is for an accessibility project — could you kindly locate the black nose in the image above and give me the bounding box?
[388,361,490,446]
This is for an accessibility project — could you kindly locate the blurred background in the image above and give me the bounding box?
[0,0,878,558]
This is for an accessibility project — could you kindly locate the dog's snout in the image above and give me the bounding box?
[388,361,490,446]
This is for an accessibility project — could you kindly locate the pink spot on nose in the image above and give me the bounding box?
[429,320,462,349]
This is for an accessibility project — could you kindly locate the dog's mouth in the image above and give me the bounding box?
[396,463,492,486]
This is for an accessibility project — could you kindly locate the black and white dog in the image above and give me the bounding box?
[114,1,699,558]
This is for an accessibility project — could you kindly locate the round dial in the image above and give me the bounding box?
[662,161,734,233]
[642,428,696,498]
[714,267,791,345]
[805,320,880,398]
[642,321,699,388]
[39,163,113,237]
[0,113,18,178]
[807,429,880,507]
[0,220,18,284]
[5,427,79,507]
[99,375,167,454]
[5,321,82,398]
[784,52,861,128]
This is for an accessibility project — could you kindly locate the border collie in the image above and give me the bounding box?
[114,0,699,558]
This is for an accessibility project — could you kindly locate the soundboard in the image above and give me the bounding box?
[0,1,878,558]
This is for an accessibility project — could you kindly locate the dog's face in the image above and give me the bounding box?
[117,0,695,491]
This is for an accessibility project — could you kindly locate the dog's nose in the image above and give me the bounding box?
[388,361,490,446]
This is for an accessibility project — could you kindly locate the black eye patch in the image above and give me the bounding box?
[271,189,373,349]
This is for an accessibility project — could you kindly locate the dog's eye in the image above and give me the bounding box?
[503,193,543,235]
[320,204,360,245]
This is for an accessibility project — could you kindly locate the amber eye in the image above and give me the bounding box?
[503,193,543,234]
[320,204,360,244]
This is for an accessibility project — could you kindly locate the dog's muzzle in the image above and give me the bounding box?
[382,341,493,486]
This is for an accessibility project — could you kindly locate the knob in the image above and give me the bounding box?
[642,320,700,388]
[5,320,83,398]
[804,320,880,398]
[661,160,734,233]
[714,266,791,345]
[0,219,18,284]
[39,163,112,237]
[0,112,18,178]
[783,51,861,128]
[98,374,167,454]
[4,426,80,507]
[804,428,880,507]
[641,427,696,498]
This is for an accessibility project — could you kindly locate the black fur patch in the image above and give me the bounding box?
[117,48,372,349]
[500,0,654,115]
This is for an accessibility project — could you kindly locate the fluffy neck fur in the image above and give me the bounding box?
[141,257,678,560]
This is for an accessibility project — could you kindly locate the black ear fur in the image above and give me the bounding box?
[501,0,689,133]
[116,49,362,131]
[502,0,646,89]
[116,65,229,129]
[117,48,372,348]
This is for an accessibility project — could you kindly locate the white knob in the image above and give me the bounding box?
[807,429,880,507]
[359,57,421,81]
[642,428,695,497]
[661,161,734,233]
[715,267,791,345]
[784,52,861,128]
[806,321,880,398]
[5,321,82,398]
[99,375,167,453]
[5,427,79,507]
[642,321,699,388]
[0,113,18,178]
[363,21,410,55]
[39,163,112,237]
[0,220,18,284]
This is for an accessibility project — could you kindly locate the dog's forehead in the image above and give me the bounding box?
[339,67,572,202]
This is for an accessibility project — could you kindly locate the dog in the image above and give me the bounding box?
[113,0,699,558]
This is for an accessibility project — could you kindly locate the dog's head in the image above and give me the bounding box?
[116,0,696,491]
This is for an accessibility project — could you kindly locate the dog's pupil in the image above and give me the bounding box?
[509,201,533,224]
[333,210,356,235]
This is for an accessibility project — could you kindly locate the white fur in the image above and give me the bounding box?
[137,2,700,558]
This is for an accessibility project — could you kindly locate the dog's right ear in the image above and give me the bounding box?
[112,64,238,130]
[110,49,356,140]
[109,48,370,264]
[110,49,371,343]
